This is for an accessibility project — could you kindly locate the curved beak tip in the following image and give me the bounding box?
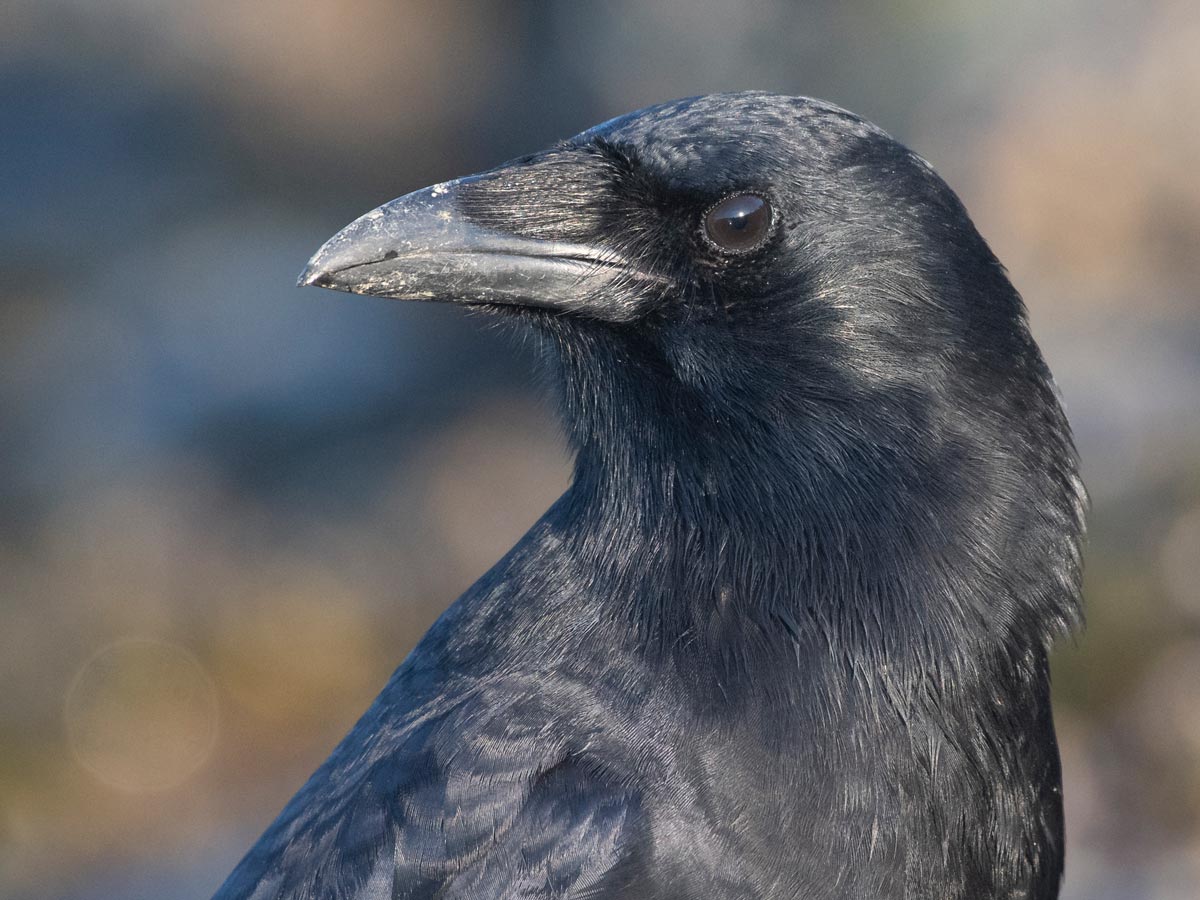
[297,254,343,290]
[296,263,322,289]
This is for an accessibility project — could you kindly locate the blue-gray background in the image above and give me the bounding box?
[2,1,1198,897]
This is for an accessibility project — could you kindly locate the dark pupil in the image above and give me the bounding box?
[705,194,769,251]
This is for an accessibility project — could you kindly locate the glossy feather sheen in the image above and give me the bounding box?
[215,93,1085,900]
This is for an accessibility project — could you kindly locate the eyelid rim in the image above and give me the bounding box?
[700,192,775,256]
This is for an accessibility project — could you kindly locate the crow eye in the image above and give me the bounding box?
[703,194,771,253]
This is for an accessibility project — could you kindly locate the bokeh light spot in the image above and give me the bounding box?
[64,638,218,792]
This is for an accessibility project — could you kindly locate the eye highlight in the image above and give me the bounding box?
[703,193,772,253]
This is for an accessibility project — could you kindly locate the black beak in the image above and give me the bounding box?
[298,177,661,322]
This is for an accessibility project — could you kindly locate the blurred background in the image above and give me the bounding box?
[1,0,1198,897]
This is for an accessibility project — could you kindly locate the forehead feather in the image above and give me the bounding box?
[581,92,893,188]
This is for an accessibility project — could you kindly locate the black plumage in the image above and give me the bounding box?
[214,92,1085,900]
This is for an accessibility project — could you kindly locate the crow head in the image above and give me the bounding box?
[302,93,1084,659]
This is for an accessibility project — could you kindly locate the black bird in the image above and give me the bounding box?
[215,93,1085,900]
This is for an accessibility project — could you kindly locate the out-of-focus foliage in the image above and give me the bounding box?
[1,1,1197,897]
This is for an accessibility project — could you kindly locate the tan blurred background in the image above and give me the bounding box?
[1,1,1198,897]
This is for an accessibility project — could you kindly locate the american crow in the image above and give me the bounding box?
[215,93,1085,900]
